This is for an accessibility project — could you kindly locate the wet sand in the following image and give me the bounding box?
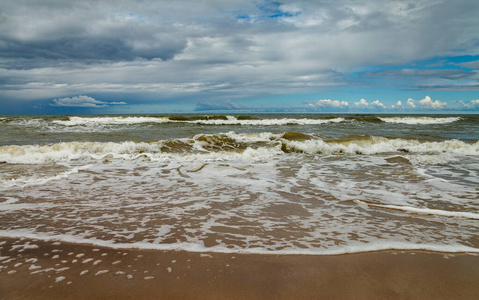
[1,237,479,300]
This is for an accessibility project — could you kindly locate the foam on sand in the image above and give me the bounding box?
[0,230,478,256]
[0,165,92,189]
[355,200,479,220]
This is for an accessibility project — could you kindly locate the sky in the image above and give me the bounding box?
[1,0,479,114]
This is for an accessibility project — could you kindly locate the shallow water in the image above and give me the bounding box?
[1,114,478,254]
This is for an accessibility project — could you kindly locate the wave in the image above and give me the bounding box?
[1,133,478,164]
[348,116,384,123]
[0,165,92,189]
[52,116,346,126]
[52,116,170,126]
[0,136,282,164]
[378,117,462,124]
[184,116,346,126]
[0,231,478,255]
[8,118,49,127]
[355,200,479,220]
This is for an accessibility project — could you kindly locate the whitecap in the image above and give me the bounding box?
[187,116,346,126]
[379,117,461,124]
[53,116,170,126]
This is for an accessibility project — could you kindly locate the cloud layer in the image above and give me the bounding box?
[0,0,478,113]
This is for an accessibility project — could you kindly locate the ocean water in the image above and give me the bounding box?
[1,114,478,255]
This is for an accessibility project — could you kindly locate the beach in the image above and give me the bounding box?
[2,237,479,300]
[2,0,479,296]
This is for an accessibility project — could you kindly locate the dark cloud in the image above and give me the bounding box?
[0,3,189,67]
[362,69,475,80]
[0,36,186,63]
[415,83,479,91]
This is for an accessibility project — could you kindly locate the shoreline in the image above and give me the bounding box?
[2,237,479,299]
[2,232,478,256]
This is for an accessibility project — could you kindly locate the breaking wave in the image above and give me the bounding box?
[1,132,477,164]
[52,116,346,126]
[378,117,462,124]
[53,116,170,126]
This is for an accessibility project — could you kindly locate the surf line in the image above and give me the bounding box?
[354,200,479,220]
[1,231,479,256]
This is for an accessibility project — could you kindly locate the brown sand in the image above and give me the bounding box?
[1,237,479,300]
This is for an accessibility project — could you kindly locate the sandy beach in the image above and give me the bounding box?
[1,237,478,300]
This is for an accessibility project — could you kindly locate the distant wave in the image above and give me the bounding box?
[1,132,478,164]
[9,118,48,127]
[378,117,461,124]
[53,116,170,126]
[2,115,467,129]
[52,116,346,126]
[184,116,346,126]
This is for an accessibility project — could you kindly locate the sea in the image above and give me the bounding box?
[1,114,478,255]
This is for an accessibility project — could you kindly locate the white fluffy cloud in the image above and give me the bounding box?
[307,99,349,108]
[370,100,386,109]
[354,99,385,110]
[407,98,416,108]
[50,95,126,108]
[391,100,402,108]
[417,96,447,109]
[399,96,449,110]
[355,99,369,107]
[459,99,479,109]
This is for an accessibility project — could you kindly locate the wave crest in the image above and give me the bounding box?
[379,117,461,124]
[51,116,346,126]
[1,133,477,164]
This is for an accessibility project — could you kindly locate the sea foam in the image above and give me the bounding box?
[53,116,170,126]
[0,165,92,189]
[355,200,479,220]
[0,230,478,256]
[185,116,346,126]
[379,117,461,124]
[51,116,346,127]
